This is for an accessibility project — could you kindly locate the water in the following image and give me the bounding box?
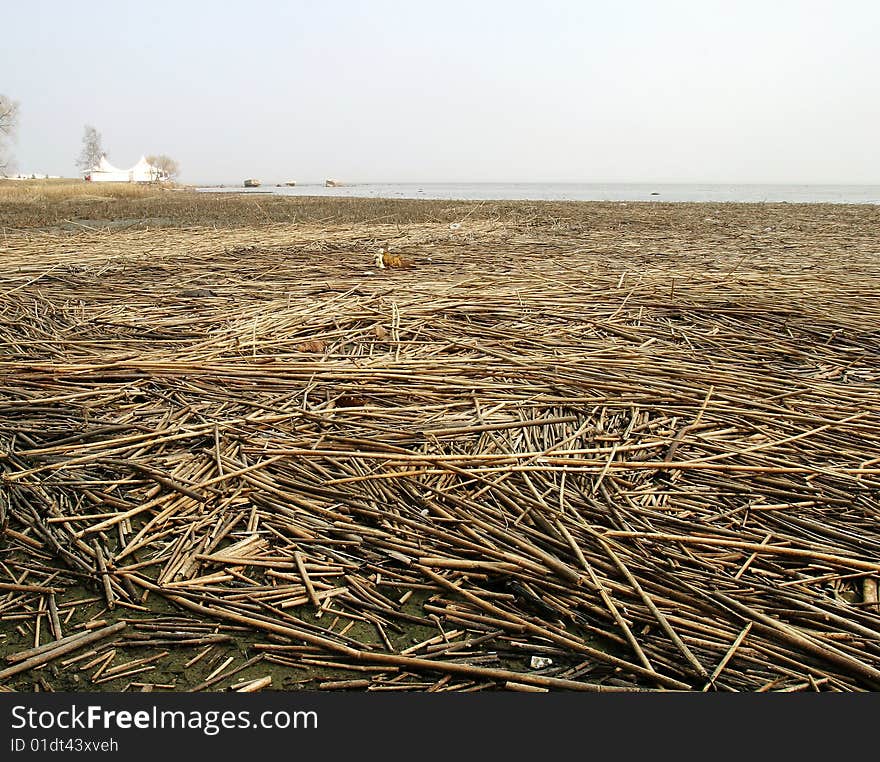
[196,182,880,204]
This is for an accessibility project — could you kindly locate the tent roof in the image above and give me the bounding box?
[131,156,155,171]
[88,155,161,179]
[95,155,124,173]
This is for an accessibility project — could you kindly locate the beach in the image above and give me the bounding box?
[1,181,879,692]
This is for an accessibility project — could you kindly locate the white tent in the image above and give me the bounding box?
[85,155,164,183]
[86,156,129,182]
[130,156,163,182]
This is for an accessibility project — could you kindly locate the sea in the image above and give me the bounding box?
[196,182,880,204]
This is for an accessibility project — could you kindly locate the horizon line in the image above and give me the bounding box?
[185,179,880,187]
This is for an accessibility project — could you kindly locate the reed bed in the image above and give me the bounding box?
[1,179,528,229]
[1,202,879,692]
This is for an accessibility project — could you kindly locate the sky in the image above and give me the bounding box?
[2,0,879,184]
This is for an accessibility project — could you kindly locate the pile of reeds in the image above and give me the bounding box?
[1,205,880,692]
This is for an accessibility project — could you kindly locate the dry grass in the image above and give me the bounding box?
[0,178,160,202]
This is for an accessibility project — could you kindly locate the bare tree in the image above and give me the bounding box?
[146,154,180,181]
[0,94,20,174]
[76,125,104,172]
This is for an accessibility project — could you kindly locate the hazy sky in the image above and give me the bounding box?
[3,0,879,184]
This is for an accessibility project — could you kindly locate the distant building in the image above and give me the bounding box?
[85,155,165,183]
[2,173,60,180]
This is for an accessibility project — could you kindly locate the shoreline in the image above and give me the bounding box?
[2,181,880,232]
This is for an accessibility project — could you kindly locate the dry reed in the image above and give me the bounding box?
[1,198,879,692]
